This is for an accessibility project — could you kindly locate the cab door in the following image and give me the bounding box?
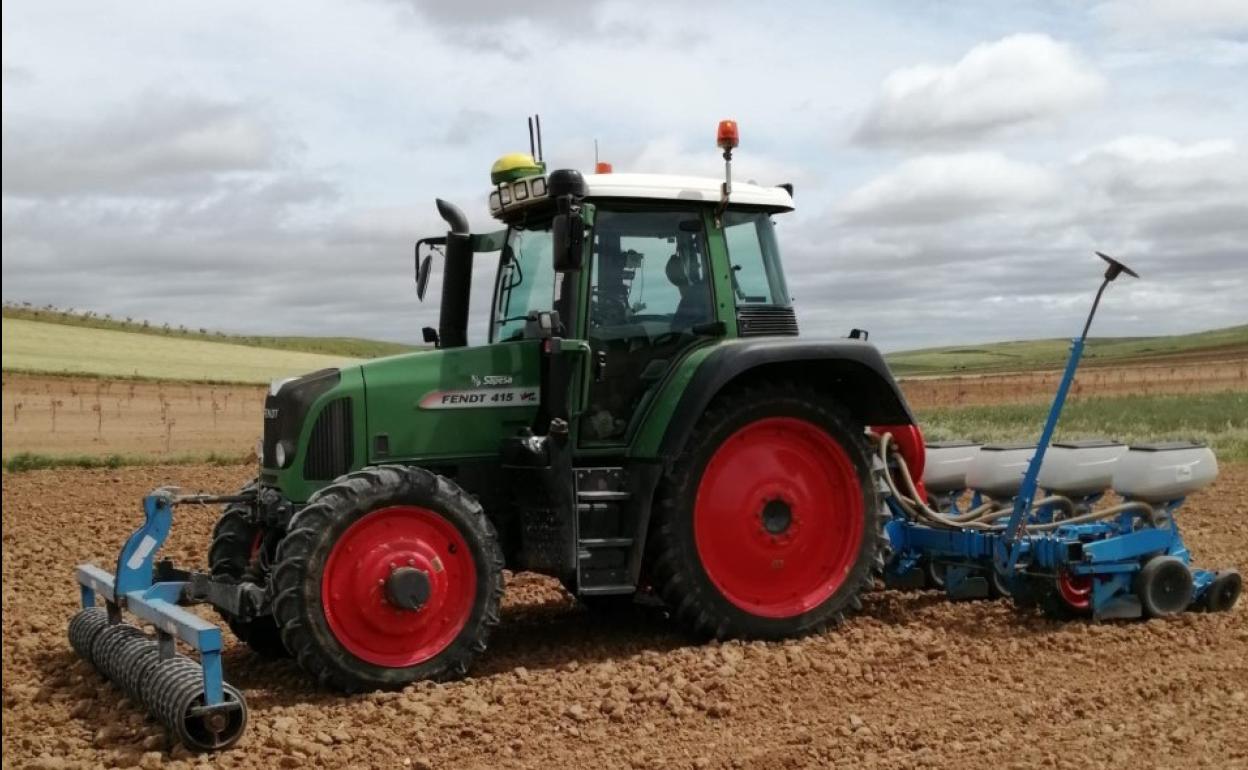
[578,205,716,446]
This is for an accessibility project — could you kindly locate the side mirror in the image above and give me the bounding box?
[422,326,440,346]
[415,255,433,301]
[551,212,584,272]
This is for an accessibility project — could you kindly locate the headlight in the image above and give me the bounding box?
[275,442,290,468]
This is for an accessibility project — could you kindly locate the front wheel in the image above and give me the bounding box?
[649,383,885,639]
[271,466,503,691]
[207,482,288,658]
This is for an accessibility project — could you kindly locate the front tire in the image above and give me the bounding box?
[271,466,503,691]
[207,484,288,658]
[650,382,884,639]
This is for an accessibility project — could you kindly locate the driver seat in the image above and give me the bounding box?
[666,254,710,329]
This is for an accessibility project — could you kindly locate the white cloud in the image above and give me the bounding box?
[854,34,1106,146]
[838,152,1061,225]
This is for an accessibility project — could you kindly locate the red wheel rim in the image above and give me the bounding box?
[321,506,475,667]
[1057,570,1092,611]
[694,417,864,619]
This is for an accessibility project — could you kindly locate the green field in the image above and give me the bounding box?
[2,318,363,383]
[918,391,1248,460]
[887,324,1248,376]
[1,307,418,358]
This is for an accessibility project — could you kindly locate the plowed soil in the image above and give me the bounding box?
[3,464,1246,769]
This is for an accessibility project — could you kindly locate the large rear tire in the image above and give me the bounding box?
[649,382,885,639]
[271,466,503,692]
[207,482,289,658]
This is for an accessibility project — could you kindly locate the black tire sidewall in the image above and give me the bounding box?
[657,386,879,638]
[1137,556,1194,618]
[274,466,502,691]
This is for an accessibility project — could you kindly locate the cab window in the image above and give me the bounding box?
[722,210,791,306]
[589,209,713,335]
[582,207,713,443]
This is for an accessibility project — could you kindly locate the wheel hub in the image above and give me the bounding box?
[386,566,432,611]
[321,505,476,667]
[760,499,793,535]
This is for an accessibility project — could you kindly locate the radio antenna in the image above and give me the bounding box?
[527,117,536,158]
[535,114,544,162]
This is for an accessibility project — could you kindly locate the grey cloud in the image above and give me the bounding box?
[387,0,654,51]
[442,109,492,147]
[2,95,283,198]
[397,0,605,28]
[1093,0,1248,41]
[2,64,34,86]
[836,152,1062,226]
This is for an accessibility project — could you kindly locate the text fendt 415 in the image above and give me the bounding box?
[68,119,1239,752]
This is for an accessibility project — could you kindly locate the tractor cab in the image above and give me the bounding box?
[417,137,799,450]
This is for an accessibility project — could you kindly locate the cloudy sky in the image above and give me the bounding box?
[3,0,1246,351]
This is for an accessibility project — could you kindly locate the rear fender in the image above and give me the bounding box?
[653,339,915,464]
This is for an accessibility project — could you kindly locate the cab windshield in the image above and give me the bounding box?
[491,224,555,342]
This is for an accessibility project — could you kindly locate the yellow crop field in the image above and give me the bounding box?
[1,318,360,383]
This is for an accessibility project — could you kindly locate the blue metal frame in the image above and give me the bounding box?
[75,490,226,705]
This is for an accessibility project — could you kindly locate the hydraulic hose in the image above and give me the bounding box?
[874,431,1159,532]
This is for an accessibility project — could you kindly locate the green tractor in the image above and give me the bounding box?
[192,120,913,693]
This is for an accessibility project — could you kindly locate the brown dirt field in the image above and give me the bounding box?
[1,373,264,459]
[900,357,1248,409]
[3,463,1245,769]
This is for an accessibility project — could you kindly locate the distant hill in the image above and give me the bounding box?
[1,318,369,383]
[1,306,419,359]
[886,324,1248,376]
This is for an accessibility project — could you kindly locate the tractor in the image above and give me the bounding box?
[70,119,911,749]
[68,118,1240,752]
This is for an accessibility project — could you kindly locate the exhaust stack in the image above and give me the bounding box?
[436,199,472,349]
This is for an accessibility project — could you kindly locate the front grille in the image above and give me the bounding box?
[262,368,340,467]
[303,397,354,480]
[737,305,799,337]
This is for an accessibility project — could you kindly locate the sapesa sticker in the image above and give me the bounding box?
[419,387,539,410]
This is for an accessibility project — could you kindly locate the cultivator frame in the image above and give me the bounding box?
[72,489,253,751]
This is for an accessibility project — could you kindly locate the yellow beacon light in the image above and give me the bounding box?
[490,153,544,185]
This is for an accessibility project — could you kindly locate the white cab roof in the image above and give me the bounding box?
[581,173,794,211]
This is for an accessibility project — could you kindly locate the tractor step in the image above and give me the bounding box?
[578,537,634,549]
[577,489,632,505]
[575,467,636,594]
